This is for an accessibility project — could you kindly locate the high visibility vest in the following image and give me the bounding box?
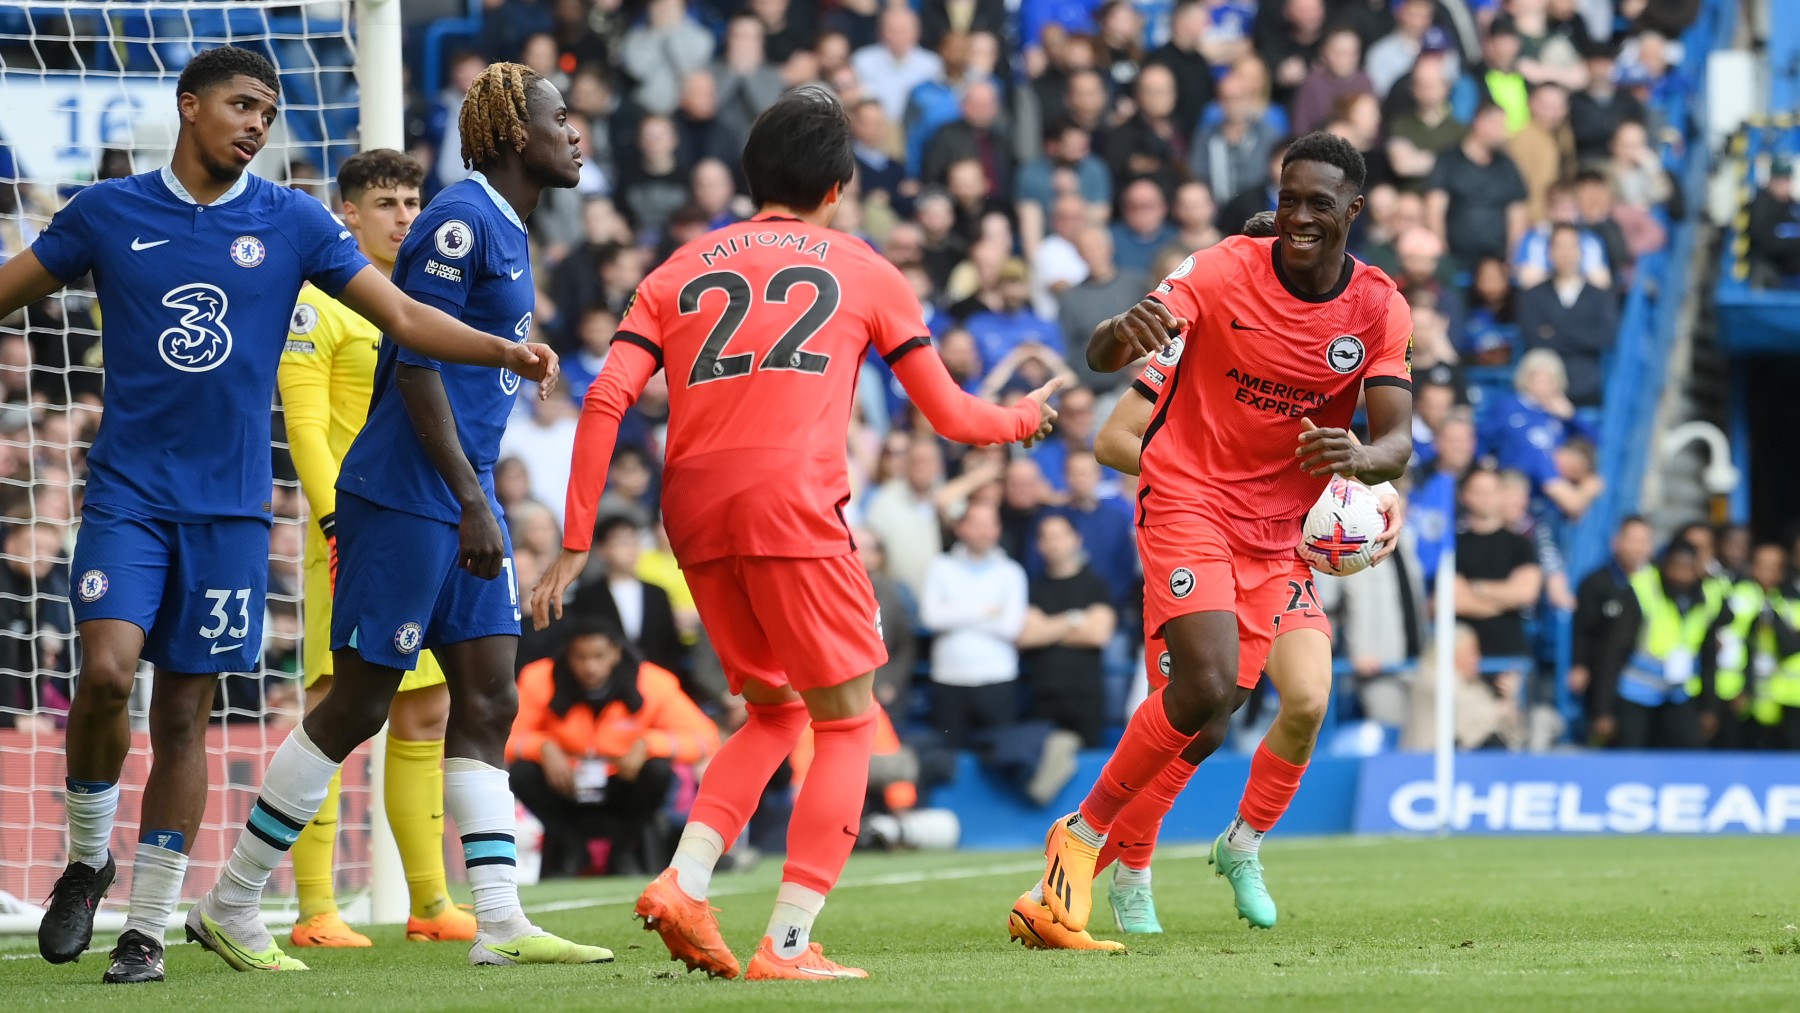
[1713,581,1777,703]
[1752,596,1800,725]
[1618,569,1721,706]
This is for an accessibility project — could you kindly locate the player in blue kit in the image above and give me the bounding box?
[186,62,613,973]
[0,47,556,983]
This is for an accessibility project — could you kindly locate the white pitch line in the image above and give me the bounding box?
[2,835,1410,961]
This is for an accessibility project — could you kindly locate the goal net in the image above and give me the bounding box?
[0,0,379,935]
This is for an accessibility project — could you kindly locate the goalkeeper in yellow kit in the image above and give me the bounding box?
[279,149,475,948]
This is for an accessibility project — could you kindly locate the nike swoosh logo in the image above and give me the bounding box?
[210,642,243,654]
[508,268,525,280]
[1230,319,1262,331]
[131,237,170,251]
[490,946,522,958]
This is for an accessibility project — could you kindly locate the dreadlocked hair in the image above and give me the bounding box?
[459,62,543,170]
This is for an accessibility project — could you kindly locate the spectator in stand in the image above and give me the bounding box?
[713,16,787,132]
[1386,52,1465,194]
[923,80,1014,201]
[852,98,908,215]
[1606,119,1674,219]
[1570,37,1647,164]
[1325,92,1392,191]
[1256,0,1327,105]
[915,187,970,292]
[1018,513,1118,747]
[1168,180,1223,255]
[1462,256,1519,365]
[1368,0,1458,99]
[1574,168,1637,283]
[1293,27,1374,138]
[1048,451,1135,606]
[1497,468,1573,611]
[507,616,718,878]
[616,115,689,241]
[865,437,950,596]
[1516,226,1618,408]
[1403,622,1522,751]
[499,393,580,527]
[1475,18,1531,131]
[1747,156,1800,289]
[618,0,714,117]
[947,160,1012,245]
[1453,467,1544,668]
[1110,178,1178,275]
[1411,376,1456,469]
[997,454,1049,564]
[1514,183,1613,290]
[570,515,689,682]
[1095,0,1147,91]
[1060,226,1146,393]
[964,259,1059,368]
[1510,0,1590,92]
[1216,140,1288,238]
[1017,119,1114,232]
[906,32,1002,180]
[1428,102,1529,269]
[1482,348,1597,491]
[920,503,1029,746]
[1506,83,1577,224]
[1594,540,1719,750]
[1030,385,1100,490]
[923,0,1009,52]
[0,520,71,731]
[854,5,944,123]
[1395,226,1466,339]
[746,0,811,63]
[1146,0,1218,130]
[1190,63,1279,206]
[1569,515,1654,744]
[1548,436,1605,521]
[1029,193,1091,317]
[1411,411,1474,584]
[1103,63,1187,197]
[1716,523,1753,582]
[851,526,919,719]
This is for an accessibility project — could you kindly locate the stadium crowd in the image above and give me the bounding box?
[1,0,1796,870]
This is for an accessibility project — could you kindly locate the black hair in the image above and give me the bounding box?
[1661,539,1699,566]
[1619,513,1651,531]
[1457,463,1498,495]
[1282,130,1365,191]
[176,46,280,101]
[594,513,642,545]
[1549,221,1584,244]
[1574,168,1609,187]
[742,85,855,210]
[1242,210,1278,238]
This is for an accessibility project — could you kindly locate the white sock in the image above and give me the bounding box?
[766,882,826,959]
[1067,813,1106,848]
[1114,864,1152,888]
[445,757,531,938]
[669,822,725,900]
[213,726,340,912]
[1028,881,1046,904]
[1224,815,1265,857]
[64,779,119,870]
[119,840,187,942]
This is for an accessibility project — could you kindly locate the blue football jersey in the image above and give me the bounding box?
[30,167,367,521]
[337,174,533,524]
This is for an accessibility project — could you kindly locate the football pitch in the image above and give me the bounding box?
[6,835,1799,1012]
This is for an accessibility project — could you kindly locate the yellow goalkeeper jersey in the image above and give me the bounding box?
[279,284,378,530]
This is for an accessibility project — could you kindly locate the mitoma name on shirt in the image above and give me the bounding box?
[1226,367,1327,417]
[699,231,831,266]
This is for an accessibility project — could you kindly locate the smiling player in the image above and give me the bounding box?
[1036,131,1414,934]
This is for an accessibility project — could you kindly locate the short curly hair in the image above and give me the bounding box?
[336,148,424,203]
[1282,130,1366,192]
[460,62,545,170]
[176,46,280,101]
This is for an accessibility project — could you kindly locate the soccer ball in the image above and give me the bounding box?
[1300,476,1386,576]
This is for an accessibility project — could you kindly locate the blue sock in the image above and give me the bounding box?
[139,828,185,853]
[66,777,113,794]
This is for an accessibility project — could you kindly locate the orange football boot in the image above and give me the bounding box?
[634,869,740,979]
[289,912,372,948]
[1040,813,1103,931]
[744,936,867,980]
[1007,894,1126,952]
[405,903,477,942]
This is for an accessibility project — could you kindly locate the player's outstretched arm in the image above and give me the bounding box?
[395,364,506,580]
[337,265,559,392]
[890,344,1061,446]
[1094,386,1154,476]
[0,251,69,321]
[530,338,660,631]
[1086,298,1186,374]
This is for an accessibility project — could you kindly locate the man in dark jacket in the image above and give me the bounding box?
[1748,156,1800,288]
[1570,515,1653,744]
[1516,224,1618,407]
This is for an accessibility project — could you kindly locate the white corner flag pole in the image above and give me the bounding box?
[356,0,409,927]
[1433,548,1457,835]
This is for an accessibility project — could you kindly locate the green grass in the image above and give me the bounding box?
[7,836,1800,1011]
